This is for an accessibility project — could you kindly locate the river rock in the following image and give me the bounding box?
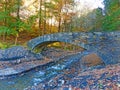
[81,53,104,67]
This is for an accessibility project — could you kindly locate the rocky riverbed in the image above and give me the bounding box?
[0,47,120,90]
[25,63,120,90]
[25,48,120,90]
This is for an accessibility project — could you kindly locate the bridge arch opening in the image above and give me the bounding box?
[32,41,85,53]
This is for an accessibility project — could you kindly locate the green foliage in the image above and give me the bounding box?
[102,8,120,30]
[0,19,30,36]
[10,20,31,32]
[0,42,21,49]
[0,0,31,37]
[102,0,120,31]
[28,15,38,24]
[0,11,10,20]
[0,26,17,35]
[0,42,10,49]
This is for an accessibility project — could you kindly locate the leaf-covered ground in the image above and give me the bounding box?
[26,63,120,90]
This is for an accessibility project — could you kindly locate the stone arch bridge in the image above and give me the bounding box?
[0,32,120,77]
[27,32,120,65]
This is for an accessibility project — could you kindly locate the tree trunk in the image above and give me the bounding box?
[43,0,46,35]
[15,34,18,45]
[58,14,61,32]
[58,1,63,32]
[3,0,8,42]
[15,0,20,45]
[39,0,42,36]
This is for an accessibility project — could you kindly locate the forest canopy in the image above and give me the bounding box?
[0,0,120,46]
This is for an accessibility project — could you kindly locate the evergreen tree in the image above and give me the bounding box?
[102,0,120,31]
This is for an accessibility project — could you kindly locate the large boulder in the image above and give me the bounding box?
[81,53,104,67]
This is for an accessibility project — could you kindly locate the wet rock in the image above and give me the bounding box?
[0,46,43,61]
[0,46,26,60]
